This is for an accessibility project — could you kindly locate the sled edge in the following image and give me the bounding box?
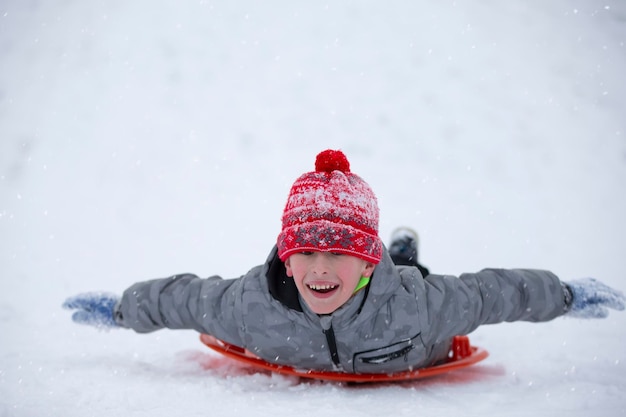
[199,334,489,383]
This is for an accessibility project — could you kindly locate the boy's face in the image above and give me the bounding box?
[284,252,375,315]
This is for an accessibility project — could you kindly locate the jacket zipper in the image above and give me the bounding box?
[320,316,341,370]
[359,344,415,364]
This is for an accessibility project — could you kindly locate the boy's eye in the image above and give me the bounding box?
[300,251,314,256]
[330,252,343,256]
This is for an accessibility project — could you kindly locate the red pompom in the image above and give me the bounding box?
[314,149,350,173]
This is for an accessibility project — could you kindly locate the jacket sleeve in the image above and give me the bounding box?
[114,272,249,346]
[418,268,568,344]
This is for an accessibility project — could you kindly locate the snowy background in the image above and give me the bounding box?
[1,0,626,416]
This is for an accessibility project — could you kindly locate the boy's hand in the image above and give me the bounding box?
[566,278,625,318]
[63,292,120,329]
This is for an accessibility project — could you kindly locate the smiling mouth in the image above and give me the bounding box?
[307,284,339,294]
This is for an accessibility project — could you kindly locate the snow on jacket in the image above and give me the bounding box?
[115,246,568,374]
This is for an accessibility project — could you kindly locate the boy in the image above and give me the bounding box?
[64,149,624,374]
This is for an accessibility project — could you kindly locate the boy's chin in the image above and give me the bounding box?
[303,290,347,314]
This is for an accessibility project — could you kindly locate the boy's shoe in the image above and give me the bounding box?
[388,227,419,266]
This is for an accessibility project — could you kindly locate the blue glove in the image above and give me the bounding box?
[63,292,121,329]
[565,278,625,318]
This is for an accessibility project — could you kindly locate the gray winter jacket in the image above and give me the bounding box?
[115,246,567,374]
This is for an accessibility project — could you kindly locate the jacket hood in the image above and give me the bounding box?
[263,245,403,328]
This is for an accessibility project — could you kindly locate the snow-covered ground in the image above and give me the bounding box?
[1,1,626,416]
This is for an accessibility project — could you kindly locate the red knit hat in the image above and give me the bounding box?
[277,149,383,264]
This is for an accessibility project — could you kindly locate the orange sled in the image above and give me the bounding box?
[200,334,488,383]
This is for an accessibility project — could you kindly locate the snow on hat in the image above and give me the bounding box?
[277,149,383,264]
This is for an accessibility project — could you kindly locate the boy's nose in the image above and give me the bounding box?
[311,253,330,275]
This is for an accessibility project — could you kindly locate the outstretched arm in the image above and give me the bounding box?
[63,271,252,347]
[419,269,624,344]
